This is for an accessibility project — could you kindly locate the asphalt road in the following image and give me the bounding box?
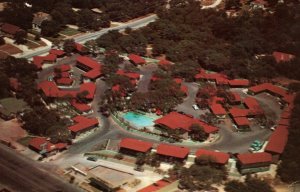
[21,15,158,59]
[0,144,82,192]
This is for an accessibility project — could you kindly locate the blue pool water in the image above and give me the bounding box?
[123,112,155,128]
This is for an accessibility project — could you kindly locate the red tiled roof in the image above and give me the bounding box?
[265,126,288,154]
[227,92,242,103]
[128,54,146,65]
[119,138,153,153]
[79,82,96,100]
[56,77,73,85]
[55,143,68,150]
[38,81,96,100]
[278,118,290,126]
[1,23,22,35]
[58,72,70,78]
[228,79,250,87]
[180,85,188,95]
[156,144,190,159]
[116,69,140,79]
[237,152,272,165]
[154,112,218,134]
[29,137,56,153]
[68,115,99,133]
[244,97,263,115]
[281,107,291,119]
[210,104,227,115]
[158,59,171,65]
[248,83,293,104]
[76,56,102,79]
[43,54,57,62]
[50,49,65,56]
[138,179,172,192]
[70,100,91,112]
[55,64,71,72]
[229,108,249,117]
[195,149,230,164]
[75,43,88,53]
[195,70,229,85]
[32,53,57,69]
[272,51,295,63]
[112,84,120,92]
[233,117,250,126]
[33,56,44,69]
[174,78,183,84]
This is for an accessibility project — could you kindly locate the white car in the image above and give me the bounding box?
[270,126,276,131]
[192,104,199,110]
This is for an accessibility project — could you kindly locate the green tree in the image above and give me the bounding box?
[0,72,11,99]
[14,31,27,44]
[189,123,208,141]
[63,39,76,54]
[0,36,5,45]
[41,20,61,37]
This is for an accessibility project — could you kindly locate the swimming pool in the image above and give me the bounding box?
[122,112,156,128]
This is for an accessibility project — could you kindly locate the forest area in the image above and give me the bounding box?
[96,0,300,81]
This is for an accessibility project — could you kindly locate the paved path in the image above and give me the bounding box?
[137,64,158,93]
[201,0,223,9]
[0,144,82,192]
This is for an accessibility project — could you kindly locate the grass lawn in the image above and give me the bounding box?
[60,27,80,36]
[17,136,35,147]
[0,97,29,117]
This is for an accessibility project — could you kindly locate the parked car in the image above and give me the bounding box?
[192,104,199,110]
[87,156,97,162]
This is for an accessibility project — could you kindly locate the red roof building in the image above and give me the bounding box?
[195,149,230,164]
[70,100,91,113]
[227,92,242,104]
[55,64,71,72]
[38,81,96,100]
[29,137,67,154]
[128,54,146,65]
[278,118,290,126]
[76,56,102,80]
[49,49,66,57]
[138,179,173,192]
[237,152,272,165]
[79,82,96,100]
[174,78,183,84]
[1,23,22,36]
[32,53,57,69]
[154,112,218,134]
[158,59,171,70]
[68,116,99,135]
[233,117,250,127]
[156,144,190,159]
[248,83,292,104]
[116,69,140,80]
[244,97,263,115]
[56,77,73,86]
[210,104,227,116]
[229,108,249,117]
[75,43,89,54]
[29,137,56,153]
[119,138,153,153]
[265,126,288,154]
[272,51,295,63]
[180,85,188,96]
[228,79,250,87]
